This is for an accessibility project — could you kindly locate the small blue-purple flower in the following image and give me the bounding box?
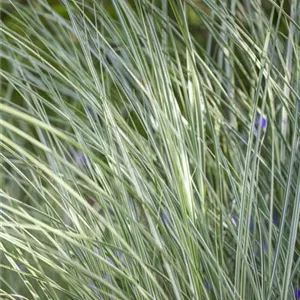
[107,257,114,265]
[93,247,100,255]
[254,114,267,136]
[272,212,280,226]
[75,152,89,167]
[205,282,211,293]
[162,211,169,222]
[295,289,300,299]
[70,148,89,168]
[249,216,255,232]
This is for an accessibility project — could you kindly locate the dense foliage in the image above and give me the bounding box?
[0,0,299,299]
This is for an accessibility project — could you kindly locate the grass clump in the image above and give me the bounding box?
[0,0,299,299]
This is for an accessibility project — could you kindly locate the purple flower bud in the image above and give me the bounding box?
[272,213,280,226]
[205,282,211,292]
[70,148,89,167]
[75,152,88,167]
[94,247,100,255]
[162,212,169,222]
[295,289,300,299]
[249,216,254,233]
[107,257,114,265]
[263,241,268,253]
[254,114,267,136]
[102,274,109,281]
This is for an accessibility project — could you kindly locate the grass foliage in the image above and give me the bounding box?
[0,0,299,299]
